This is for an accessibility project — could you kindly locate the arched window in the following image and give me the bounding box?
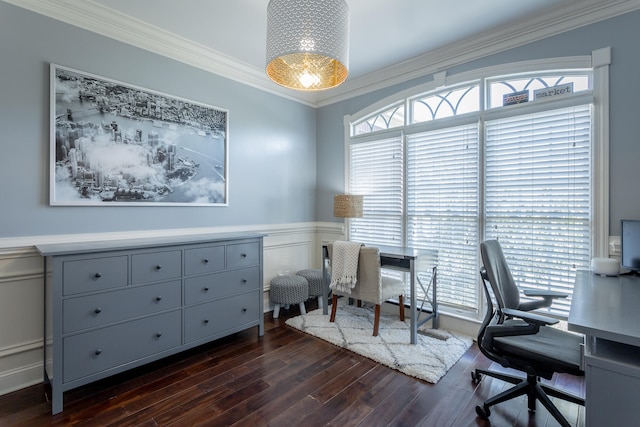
[346,51,609,319]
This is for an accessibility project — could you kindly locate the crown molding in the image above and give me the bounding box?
[2,0,319,107]
[3,0,639,108]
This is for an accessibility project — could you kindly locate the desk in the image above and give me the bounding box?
[568,271,640,426]
[322,244,437,344]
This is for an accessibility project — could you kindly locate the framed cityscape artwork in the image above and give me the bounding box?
[50,64,228,206]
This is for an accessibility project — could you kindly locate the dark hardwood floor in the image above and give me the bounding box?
[0,301,585,426]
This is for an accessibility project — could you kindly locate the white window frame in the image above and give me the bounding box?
[344,48,610,321]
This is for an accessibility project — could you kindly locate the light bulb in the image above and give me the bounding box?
[299,71,319,88]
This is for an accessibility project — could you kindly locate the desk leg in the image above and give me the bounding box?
[410,258,417,344]
[322,250,329,315]
[433,267,438,329]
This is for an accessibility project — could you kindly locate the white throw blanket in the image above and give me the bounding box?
[330,241,363,294]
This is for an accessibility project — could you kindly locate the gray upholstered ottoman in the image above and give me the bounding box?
[270,275,309,318]
[296,269,325,308]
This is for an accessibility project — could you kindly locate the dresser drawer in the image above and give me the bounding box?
[63,310,181,383]
[63,256,128,296]
[226,242,260,269]
[184,267,260,305]
[63,281,181,334]
[184,291,260,343]
[131,250,181,284]
[184,245,225,276]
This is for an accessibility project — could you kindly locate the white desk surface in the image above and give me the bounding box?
[568,270,640,348]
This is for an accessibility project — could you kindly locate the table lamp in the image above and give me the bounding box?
[333,194,363,237]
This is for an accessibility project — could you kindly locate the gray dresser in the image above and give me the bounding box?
[37,232,264,414]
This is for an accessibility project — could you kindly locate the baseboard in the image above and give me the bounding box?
[0,363,42,396]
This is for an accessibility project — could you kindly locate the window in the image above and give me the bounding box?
[406,124,479,310]
[346,57,606,319]
[484,105,592,316]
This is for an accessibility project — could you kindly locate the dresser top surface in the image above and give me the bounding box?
[36,232,264,256]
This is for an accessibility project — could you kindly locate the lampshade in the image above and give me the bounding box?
[333,194,363,218]
[266,0,349,91]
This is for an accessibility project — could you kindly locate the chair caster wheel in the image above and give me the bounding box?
[471,371,482,384]
[476,405,490,419]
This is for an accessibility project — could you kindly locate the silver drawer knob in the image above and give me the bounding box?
[155,296,162,302]
[94,349,102,356]
[156,332,163,338]
[203,319,209,324]
[203,258,209,263]
[94,272,102,278]
[155,265,162,270]
[241,279,247,284]
[241,253,247,258]
[242,308,247,313]
[204,287,210,292]
[94,308,102,314]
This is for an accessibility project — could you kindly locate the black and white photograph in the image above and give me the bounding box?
[50,64,228,206]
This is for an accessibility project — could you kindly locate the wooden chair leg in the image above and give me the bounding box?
[373,304,381,336]
[398,295,404,321]
[330,294,338,322]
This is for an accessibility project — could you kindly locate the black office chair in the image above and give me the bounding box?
[472,240,585,427]
[479,239,568,317]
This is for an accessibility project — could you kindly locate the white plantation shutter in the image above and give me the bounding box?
[347,66,598,320]
[406,124,480,310]
[348,135,404,246]
[484,105,591,316]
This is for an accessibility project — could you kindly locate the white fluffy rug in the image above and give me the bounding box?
[285,301,472,383]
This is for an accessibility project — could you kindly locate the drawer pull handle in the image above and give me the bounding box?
[156,332,163,338]
[94,349,102,356]
[242,308,247,313]
[204,258,209,263]
[203,319,209,324]
[94,308,102,314]
[94,272,102,278]
[241,279,247,284]
[155,296,162,302]
[155,265,162,270]
[204,287,210,292]
[241,253,247,258]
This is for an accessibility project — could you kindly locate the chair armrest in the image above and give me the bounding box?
[482,309,558,348]
[523,289,568,299]
[502,308,559,326]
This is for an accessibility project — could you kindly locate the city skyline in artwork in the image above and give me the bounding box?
[50,64,228,206]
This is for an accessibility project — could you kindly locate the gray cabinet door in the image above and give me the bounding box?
[184,267,260,305]
[63,281,181,334]
[184,245,225,276]
[184,290,260,343]
[226,242,260,269]
[131,250,181,284]
[63,310,181,383]
[63,256,128,295]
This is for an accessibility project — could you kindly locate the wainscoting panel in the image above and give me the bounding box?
[0,222,343,397]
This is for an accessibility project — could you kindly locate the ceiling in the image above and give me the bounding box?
[6,0,639,106]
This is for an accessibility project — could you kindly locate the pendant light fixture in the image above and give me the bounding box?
[266,0,349,91]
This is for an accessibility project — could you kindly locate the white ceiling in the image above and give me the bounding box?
[6,0,639,105]
[91,0,565,79]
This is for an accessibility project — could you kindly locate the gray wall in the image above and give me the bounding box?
[317,10,640,236]
[0,2,317,239]
[3,3,640,239]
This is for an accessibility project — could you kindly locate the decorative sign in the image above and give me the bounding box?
[534,82,574,100]
[503,90,529,106]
